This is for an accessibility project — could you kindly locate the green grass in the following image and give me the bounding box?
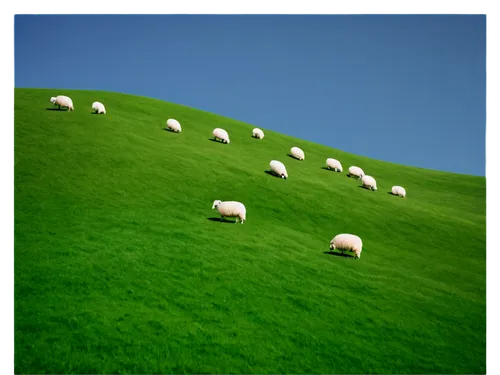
[15,88,486,374]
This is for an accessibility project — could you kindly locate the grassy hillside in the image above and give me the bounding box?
[14,88,486,374]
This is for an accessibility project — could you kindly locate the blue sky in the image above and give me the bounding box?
[14,14,486,176]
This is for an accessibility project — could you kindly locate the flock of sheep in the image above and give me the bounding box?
[49,95,407,259]
[49,95,106,114]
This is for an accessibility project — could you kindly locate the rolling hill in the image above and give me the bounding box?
[14,88,486,374]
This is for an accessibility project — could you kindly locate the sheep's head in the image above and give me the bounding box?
[330,242,335,250]
[212,200,222,209]
[226,139,230,144]
[50,97,57,104]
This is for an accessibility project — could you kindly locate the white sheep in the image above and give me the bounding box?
[290,146,305,160]
[348,166,365,179]
[329,233,363,259]
[326,158,343,172]
[213,128,230,144]
[252,128,264,139]
[92,101,106,114]
[166,118,182,133]
[392,186,406,197]
[212,200,246,224]
[361,175,377,191]
[269,160,288,179]
[50,95,74,111]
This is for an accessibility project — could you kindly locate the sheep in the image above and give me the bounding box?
[166,118,182,133]
[348,166,365,179]
[212,200,246,224]
[50,95,74,111]
[252,128,264,139]
[269,160,288,179]
[392,186,406,197]
[92,101,106,114]
[213,128,230,144]
[326,158,343,172]
[361,175,377,191]
[290,146,305,160]
[329,233,363,259]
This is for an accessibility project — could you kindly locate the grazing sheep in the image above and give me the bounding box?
[348,166,365,179]
[392,186,406,197]
[361,175,377,191]
[290,146,305,160]
[50,95,74,111]
[213,128,230,144]
[326,158,343,172]
[166,118,182,133]
[330,233,363,259]
[269,160,288,179]
[212,200,246,224]
[252,128,265,139]
[92,101,106,114]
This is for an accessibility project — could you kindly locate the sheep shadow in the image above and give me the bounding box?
[323,251,356,259]
[45,107,67,111]
[287,153,300,160]
[264,170,283,179]
[208,138,226,143]
[207,217,237,224]
[358,185,376,191]
[164,128,177,132]
[387,191,396,195]
[322,167,342,172]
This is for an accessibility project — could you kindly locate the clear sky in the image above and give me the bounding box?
[14,14,486,176]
